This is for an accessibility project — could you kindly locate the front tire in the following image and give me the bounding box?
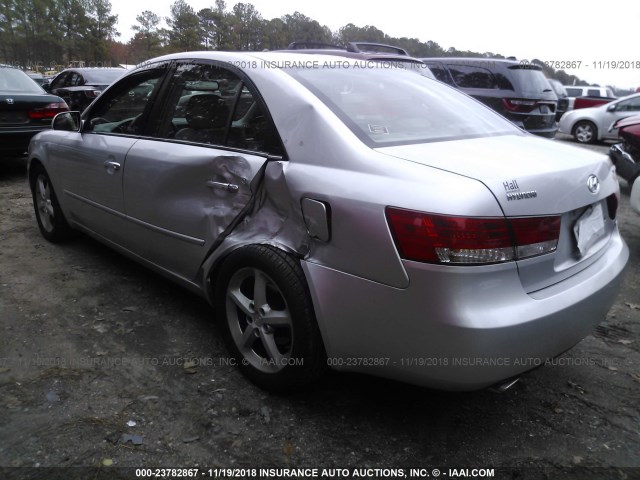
[215,245,325,391]
[573,121,597,144]
[30,165,74,243]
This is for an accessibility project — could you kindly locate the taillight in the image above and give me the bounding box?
[510,216,561,259]
[502,98,537,113]
[28,102,69,120]
[386,207,561,265]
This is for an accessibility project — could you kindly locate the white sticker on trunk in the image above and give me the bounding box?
[573,203,605,256]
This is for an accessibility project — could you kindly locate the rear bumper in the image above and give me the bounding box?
[303,231,628,391]
[0,127,48,155]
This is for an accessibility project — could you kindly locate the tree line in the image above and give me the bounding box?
[0,0,616,91]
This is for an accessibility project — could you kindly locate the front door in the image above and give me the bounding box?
[121,61,285,282]
[51,67,166,242]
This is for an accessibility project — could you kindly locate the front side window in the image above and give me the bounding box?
[287,64,520,147]
[64,72,80,87]
[155,62,283,155]
[49,73,68,91]
[616,96,640,112]
[85,68,164,135]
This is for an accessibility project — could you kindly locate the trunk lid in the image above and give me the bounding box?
[377,134,619,293]
[0,93,65,127]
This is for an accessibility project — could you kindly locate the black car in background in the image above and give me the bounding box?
[422,58,558,137]
[547,78,569,121]
[44,67,125,112]
[0,65,68,156]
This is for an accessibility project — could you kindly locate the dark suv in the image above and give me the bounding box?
[422,58,558,137]
[285,41,435,79]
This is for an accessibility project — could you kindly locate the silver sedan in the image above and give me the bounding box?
[558,93,640,144]
[28,52,628,392]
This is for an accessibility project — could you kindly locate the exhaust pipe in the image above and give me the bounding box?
[489,376,520,393]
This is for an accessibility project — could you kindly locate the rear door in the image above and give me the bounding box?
[122,60,285,282]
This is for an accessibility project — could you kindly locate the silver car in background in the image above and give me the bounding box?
[28,52,628,392]
[558,93,640,144]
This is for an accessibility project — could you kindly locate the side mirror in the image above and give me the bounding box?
[606,104,616,112]
[631,179,640,215]
[52,111,82,132]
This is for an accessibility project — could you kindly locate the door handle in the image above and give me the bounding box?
[206,180,239,193]
[104,161,121,172]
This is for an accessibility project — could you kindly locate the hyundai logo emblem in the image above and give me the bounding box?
[6,98,14,105]
[587,175,600,194]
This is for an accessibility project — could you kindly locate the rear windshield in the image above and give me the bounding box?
[82,69,126,84]
[0,68,44,93]
[507,66,554,96]
[286,64,520,147]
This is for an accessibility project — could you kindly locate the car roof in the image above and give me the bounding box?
[423,57,520,64]
[136,50,418,66]
[130,51,435,82]
[286,41,410,56]
[422,57,546,71]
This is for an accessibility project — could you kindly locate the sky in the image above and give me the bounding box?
[109,0,640,90]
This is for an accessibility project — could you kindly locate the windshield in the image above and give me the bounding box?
[0,68,44,93]
[286,64,520,147]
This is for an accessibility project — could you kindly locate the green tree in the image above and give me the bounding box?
[281,12,332,45]
[262,17,287,50]
[166,0,201,52]
[229,2,263,50]
[85,0,119,63]
[132,10,162,56]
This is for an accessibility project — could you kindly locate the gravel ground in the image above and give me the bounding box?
[0,137,639,480]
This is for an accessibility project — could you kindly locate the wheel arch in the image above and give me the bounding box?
[27,157,46,190]
[201,240,306,306]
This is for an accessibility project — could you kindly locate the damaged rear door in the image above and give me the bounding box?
[121,61,285,283]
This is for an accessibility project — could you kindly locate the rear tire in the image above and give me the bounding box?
[215,245,326,392]
[30,165,75,243]
[573,121,597,144]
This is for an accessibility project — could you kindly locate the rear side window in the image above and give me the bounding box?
[565,88,582,97]
[424,62,454,85]
[587,89,601,97]
[155,62,283,155]
[448,65,496,89]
